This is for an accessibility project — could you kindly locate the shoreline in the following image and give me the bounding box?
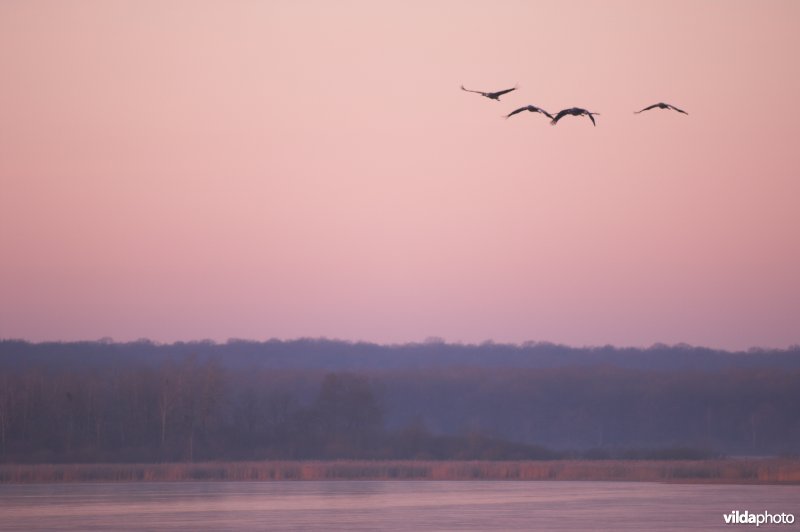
[2,459,799,485]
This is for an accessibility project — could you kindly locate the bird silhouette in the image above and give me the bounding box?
[461,84,518,101]
[634,102,688,115]
[550,107,600,126]
[505,105,554,120]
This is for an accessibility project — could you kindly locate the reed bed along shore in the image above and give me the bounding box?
[1,459,799,484]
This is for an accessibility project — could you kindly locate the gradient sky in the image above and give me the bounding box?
[1,1,799,350]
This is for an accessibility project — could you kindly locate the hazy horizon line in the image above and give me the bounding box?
[3,336,798,354]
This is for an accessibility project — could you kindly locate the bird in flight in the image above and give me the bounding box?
[505,105,554,120]
[550,107,600,126]
[634,102,688,115]
[461,84,518,101]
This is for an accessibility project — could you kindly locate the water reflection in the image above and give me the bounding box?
[0,481,797,530]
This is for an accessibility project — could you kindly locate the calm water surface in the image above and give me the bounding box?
[0,481,797,531]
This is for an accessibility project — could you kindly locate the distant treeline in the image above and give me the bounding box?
[1,339,799,463]
[2,338,800,372]
[0,361,560,463]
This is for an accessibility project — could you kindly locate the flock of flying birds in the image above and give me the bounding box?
[460,84,687,126]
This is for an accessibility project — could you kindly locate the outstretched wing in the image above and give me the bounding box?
[461,85,487,96]
[505,106,528,119]
[490,86,518,98]
[634,103,660,114]
[667,104,688,115]
[550,109,569,125]
[536,107,554,120]
[587,113,596,126]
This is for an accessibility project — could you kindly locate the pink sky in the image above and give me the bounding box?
[1,1,798,350]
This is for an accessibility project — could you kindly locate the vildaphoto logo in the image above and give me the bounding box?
[723,510,795,526]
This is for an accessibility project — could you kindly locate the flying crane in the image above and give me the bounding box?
[505,105,554,120]
[461,84,518,101]
[550,107,600,126]
[634,102,688,115]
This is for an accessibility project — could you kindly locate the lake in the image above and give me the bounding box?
[0,481,797,530]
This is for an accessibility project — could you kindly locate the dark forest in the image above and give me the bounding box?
[1,339,799,463]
